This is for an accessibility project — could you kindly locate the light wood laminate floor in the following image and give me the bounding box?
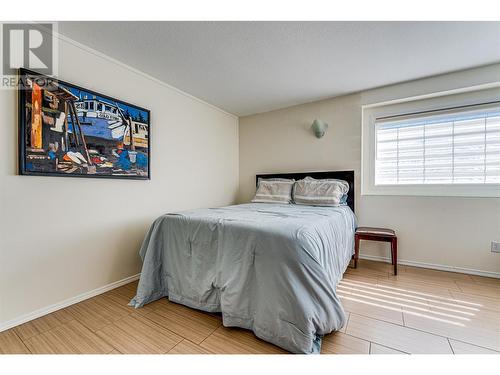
[1,260,499,354]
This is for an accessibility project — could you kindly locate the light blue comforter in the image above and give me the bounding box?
[130,203,357,353]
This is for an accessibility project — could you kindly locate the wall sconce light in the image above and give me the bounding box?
[311,119,328,138]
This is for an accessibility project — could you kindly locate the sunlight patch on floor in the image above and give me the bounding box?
[338,288,471,321]
[337,277,488,328]
[338,294,467,327]
[341,279,482,309]
[338,284,475,316]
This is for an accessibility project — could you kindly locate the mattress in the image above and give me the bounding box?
[130,203,357,353]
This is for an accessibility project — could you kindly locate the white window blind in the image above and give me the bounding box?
[375,104,500,185]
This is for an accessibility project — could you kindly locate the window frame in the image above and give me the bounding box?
[361,86,500,198]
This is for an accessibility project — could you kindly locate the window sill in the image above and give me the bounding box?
[361,183,500,198]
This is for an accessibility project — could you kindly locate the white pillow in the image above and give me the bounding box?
[293,177,349,206]
[252,178,295,204]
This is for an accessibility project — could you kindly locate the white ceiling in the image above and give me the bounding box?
[58,22,500,116]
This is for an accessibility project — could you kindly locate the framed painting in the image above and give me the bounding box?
[18,68,151,179]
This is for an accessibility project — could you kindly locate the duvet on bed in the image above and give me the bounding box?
[130,203,357,353]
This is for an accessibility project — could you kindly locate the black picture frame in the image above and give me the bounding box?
[18,68,151,180]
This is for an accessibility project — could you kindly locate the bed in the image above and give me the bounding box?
[130,171,357,353]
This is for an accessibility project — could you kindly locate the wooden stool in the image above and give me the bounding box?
[354,227,398,275]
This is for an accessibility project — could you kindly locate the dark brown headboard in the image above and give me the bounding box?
[256,170,355,213]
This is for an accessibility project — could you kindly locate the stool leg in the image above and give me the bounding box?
[354,235,360,269]
[391,237,398,275]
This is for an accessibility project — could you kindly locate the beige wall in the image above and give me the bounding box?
[239,65,500,276]
[0,37,239,326]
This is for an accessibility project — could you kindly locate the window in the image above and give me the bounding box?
[362,93,500,197]
[375,105,500,186]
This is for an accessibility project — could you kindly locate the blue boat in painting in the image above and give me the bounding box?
[70,95,149,149]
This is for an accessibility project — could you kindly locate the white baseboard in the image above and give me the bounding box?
[0,273,141,333]
[359,254,500,279]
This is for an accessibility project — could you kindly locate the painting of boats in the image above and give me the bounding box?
[18,68,150,179]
